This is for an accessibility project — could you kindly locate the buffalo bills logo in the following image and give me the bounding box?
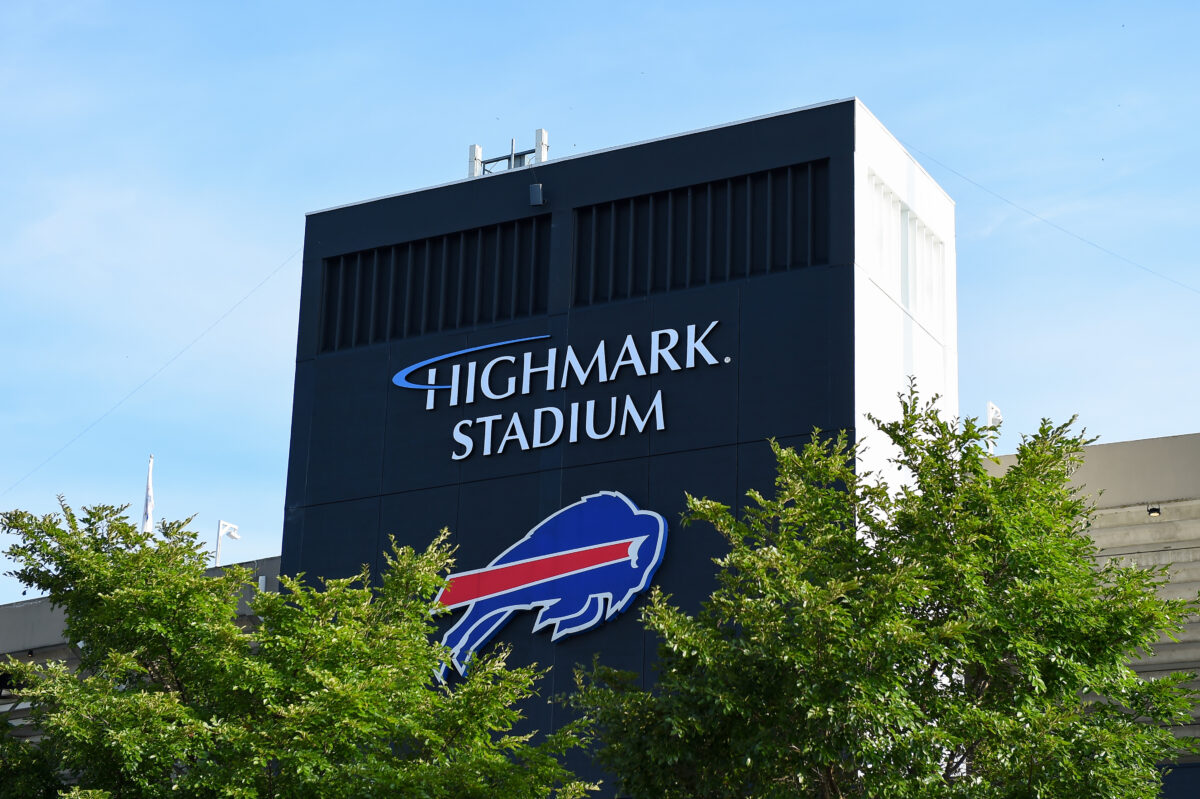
[437,491,667,676]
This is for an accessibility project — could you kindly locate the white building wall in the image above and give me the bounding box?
[853,100,958,478]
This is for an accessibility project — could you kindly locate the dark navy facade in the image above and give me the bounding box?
[283,102,861,733]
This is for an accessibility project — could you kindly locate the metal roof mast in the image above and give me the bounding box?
[468,129,549,178]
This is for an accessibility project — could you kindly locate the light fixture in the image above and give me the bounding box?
[1147,504,1161,518]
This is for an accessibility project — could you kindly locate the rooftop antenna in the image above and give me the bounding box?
[468,129,548,178]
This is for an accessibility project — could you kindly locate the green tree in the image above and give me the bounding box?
[574,390,1200,798]
[0,713,59,799]
[0,503,591,799]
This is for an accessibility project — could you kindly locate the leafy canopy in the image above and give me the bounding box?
[1,503,591,799]
[574,389,1200,799]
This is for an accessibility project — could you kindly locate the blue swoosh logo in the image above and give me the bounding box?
[392,335,551,390]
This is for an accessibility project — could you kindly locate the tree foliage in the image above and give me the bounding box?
[0,504,590,798]
[574,390,1200,798]
[0,714,59,799]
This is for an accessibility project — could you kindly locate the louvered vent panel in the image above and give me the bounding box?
[319,215,551,352]
[572,159,830,306]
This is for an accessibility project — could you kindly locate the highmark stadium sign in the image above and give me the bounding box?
[391,321,726,461]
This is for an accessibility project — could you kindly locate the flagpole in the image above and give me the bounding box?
[215,520,241,567]
[140,455,155,534]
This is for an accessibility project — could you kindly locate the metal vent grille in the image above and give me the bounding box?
[572,159,830,306]
[319,215,551,352]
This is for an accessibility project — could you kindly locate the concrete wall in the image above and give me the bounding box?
[0,597,67,656]
[994,432,1200,764]
[1069,435,1200,744]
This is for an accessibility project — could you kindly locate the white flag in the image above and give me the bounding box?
[215,519,241,567]
[986,402,1003,428]
[140,455,155,533]
[984,403,1004,456]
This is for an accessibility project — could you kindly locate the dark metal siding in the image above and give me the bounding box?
[317,156,834,353]
[572,160,829,306]
[319,214,551,352]
[286,100,860,788]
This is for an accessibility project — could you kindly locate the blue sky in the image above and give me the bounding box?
[2,1,1197,603]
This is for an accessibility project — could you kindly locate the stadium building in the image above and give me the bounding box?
[280,98,956,696]
[8,100,1196,793]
